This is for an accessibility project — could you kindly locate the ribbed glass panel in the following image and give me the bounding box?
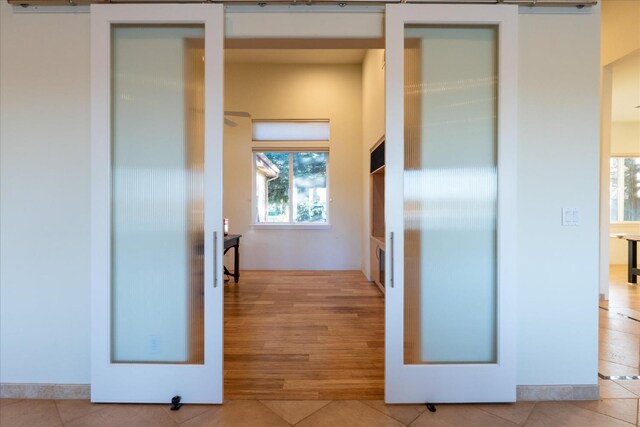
[111,25,205,364]
[403,25,498,364]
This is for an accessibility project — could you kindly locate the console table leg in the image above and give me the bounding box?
[629,240,638,284]
[234,245,240,283]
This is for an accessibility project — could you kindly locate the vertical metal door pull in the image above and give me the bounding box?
[390,232,394,288]
[213,231,218,288]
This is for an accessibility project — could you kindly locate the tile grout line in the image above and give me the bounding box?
[53,399,65,427]
[289,400,334,426]
[358,401,413,426]
[358,400,421,426]
[521,401,537,426]
[256,400,295,427]
[58,401,111,425]
[256,399,330,426]
[167,403,217,425]
[399,406,422,426]
[291,401,404,426]
[567,398,640,425]
[610,380,640,398]
[473,406,524,426]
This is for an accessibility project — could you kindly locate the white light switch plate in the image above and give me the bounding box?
[562,207,580,226]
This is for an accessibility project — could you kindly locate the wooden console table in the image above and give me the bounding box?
[613,234,640,284]
[224,234,241,283]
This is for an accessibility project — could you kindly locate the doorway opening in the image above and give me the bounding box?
[598,48,640,380]
[220,42,387,399]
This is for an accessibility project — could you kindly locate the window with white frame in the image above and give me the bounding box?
[252,119,330,226]
[254,151,329,224]
[252,120,330,141]
[610,157,640,222]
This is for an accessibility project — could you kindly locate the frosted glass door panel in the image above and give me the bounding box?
[403,25,498,364]
[111,25,205,364]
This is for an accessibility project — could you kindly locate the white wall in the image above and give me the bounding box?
[1,4,600,391]
[361,49,385,279]
[0,2,91,384]
[223,62,363,270]
[517,7,600,385]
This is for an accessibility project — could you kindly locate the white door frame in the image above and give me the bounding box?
[384,4,519,403]
[599,64,612,301]
[90,3,225,403]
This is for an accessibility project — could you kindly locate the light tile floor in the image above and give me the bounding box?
[3,265,640,426]
[2,397,640,426]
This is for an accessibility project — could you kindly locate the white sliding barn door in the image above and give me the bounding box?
[90,4,224,403]
[384,4,518,403]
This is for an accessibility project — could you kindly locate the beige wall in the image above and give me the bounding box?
[601,0,640,66]
[602,0,640,268]
[223,62,363,270]
[611,122,640,156]
[361,49,386,279]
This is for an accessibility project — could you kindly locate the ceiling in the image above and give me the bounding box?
[225,49,367,65]
[611,50,640,123]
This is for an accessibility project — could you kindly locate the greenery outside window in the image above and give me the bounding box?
[610,157,640,222]
[254,151,329,225]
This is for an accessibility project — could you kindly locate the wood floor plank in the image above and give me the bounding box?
[224,270,384,400]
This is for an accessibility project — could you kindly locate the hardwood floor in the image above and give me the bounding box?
[599,265,640,378]
[224,270,384,400]
[605,265,640,311]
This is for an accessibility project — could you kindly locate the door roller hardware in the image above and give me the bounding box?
[170,395,183,411]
